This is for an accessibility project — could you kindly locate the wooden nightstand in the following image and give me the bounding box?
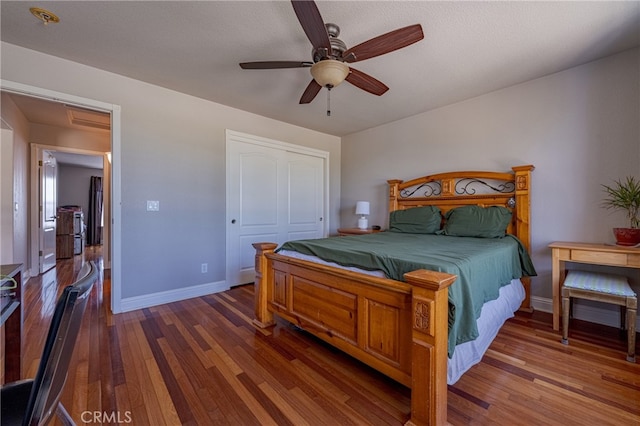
[337,228,382,236]
[549,241,640,331]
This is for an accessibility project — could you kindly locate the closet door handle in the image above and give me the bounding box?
[231,219,236,224]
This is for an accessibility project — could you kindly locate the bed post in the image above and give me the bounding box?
[388,179,403,212]
[252,242,278,328]
[512,165,534,252]
[403,269,457,426]
[512,165,535,312]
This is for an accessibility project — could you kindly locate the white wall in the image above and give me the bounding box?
[1,42,341,302]
[342,48,640,302]
[57,164,103,221]
[1,127,14,264]
[0,93,30,270]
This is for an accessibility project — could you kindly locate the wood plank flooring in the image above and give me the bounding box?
[12,247,640,425]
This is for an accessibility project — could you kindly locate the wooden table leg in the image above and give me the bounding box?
[627,297,637,363]
[551,248,566,331]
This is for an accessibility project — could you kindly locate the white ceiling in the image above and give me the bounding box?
[7,92,111,132]
[53,151,104,170]
[1,1,639,137]
[3,92,108,169]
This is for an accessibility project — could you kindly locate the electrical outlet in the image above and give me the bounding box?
[201,263,208,273]
[146,200,160,211]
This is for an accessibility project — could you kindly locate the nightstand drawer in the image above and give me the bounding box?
[571,249,627,266]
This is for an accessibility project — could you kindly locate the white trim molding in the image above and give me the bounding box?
[532,296,640,329]
[120,280,229,313]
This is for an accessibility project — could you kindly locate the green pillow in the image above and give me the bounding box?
[389,206,442,234]
[439,205,512,238]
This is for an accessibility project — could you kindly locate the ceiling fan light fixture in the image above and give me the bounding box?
[310,60,349,88]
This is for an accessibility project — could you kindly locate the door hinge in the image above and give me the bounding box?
[39,250,43,256]
[39,160,43,166]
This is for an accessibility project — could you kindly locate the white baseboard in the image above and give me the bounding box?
[532,296,640,329]
[531,296,553,314]
[120,280,228,313]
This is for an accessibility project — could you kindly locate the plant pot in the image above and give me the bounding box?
[612,227,640,246]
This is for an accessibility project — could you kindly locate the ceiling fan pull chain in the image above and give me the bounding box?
[326,86,331,116]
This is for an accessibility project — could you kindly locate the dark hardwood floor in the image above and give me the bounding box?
[14,247,640,425]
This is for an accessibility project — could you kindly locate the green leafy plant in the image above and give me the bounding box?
[602,176,640,229]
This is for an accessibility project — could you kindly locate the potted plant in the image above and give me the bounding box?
[601,176,640,246]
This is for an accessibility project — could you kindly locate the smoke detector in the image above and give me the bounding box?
[30,7,60,25]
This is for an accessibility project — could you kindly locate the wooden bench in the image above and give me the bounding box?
[561,270,636,362]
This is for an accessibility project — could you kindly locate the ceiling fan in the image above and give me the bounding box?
[239,0,424,110]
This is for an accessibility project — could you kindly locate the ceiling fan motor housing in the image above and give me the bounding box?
[313,23,347,62]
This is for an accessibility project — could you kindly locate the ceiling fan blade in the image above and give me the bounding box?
[342,24,424,63]
[299,79,322,104]
[291,0,330,52]
[345,67,389,96]
[239,61,313,69]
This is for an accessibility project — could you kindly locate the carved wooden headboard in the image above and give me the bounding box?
[388,165,535,310]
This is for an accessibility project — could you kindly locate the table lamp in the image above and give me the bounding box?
[355,201,370,229]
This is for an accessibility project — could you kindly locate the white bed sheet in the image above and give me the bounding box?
[278,249,525,384]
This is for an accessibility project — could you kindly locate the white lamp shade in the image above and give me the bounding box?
[355,201,370,216]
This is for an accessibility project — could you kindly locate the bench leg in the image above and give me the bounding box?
[561,294,570,345]
[627,307,636,363]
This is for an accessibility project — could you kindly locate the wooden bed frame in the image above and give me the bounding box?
[253,165,534,425]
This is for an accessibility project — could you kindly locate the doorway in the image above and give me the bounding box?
[33,147,108,275]
[0,80,123,313]
[39,149,57,274]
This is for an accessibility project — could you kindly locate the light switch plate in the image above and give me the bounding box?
[146,200,160,211]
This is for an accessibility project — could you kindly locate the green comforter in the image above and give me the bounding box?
[277,232,537,357]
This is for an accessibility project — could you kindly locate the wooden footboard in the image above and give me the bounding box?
[253,242,456,426]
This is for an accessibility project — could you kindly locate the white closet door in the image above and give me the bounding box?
[286,152,324,241]
[227,137,325,286]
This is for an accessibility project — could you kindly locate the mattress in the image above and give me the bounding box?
[279,249,524,384]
